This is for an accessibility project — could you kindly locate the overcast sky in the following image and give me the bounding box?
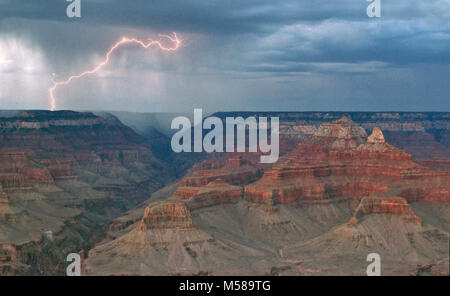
[0,0,449,112]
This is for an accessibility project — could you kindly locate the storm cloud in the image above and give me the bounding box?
[0,0,449,112]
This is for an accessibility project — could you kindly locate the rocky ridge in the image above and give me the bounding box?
[0,110,176,275]
[85,116,449,275]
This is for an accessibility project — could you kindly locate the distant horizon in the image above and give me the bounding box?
[1,109,450,114]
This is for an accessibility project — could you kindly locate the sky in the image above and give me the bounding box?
[0,0,449,113]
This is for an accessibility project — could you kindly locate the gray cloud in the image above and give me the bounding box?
[0,0,448,112]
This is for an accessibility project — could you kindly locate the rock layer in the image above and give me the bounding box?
[246,120,449,205]
[0,110,174,275]
[137,201,195,231]
[85,115,450,276]
[349,197,422,225]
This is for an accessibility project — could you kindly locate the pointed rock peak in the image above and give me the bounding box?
[314,116,367,143]
[367,127,385,144]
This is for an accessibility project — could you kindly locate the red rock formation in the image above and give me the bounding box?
[0,110,179,275]
[245,121,449,205]
[185,179,243,209]
[180,156,262,188]
[314,116,368,149]
[415,158,450,171]
[0,111,167,206]
[349,197,422,225]
[137,201,194,231]
[367,127,385,144]
[170,154,262,209]
[398,188,450,202]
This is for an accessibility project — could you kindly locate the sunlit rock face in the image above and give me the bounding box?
[367,127,385,144]
[171,155,260,209]
[314,116,368,148]
[245,119,449,205]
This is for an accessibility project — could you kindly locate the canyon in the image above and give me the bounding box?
[0,110,180,275]
[0,111,448,275]
[86,113,448,276]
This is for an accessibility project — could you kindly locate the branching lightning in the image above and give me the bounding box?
[48,32,181,111]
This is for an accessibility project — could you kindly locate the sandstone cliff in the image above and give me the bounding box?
[246,121,449,205]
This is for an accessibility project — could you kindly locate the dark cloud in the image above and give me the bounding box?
[0,0,448,111]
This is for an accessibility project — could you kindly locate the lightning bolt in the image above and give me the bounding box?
[49,32,181,111]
